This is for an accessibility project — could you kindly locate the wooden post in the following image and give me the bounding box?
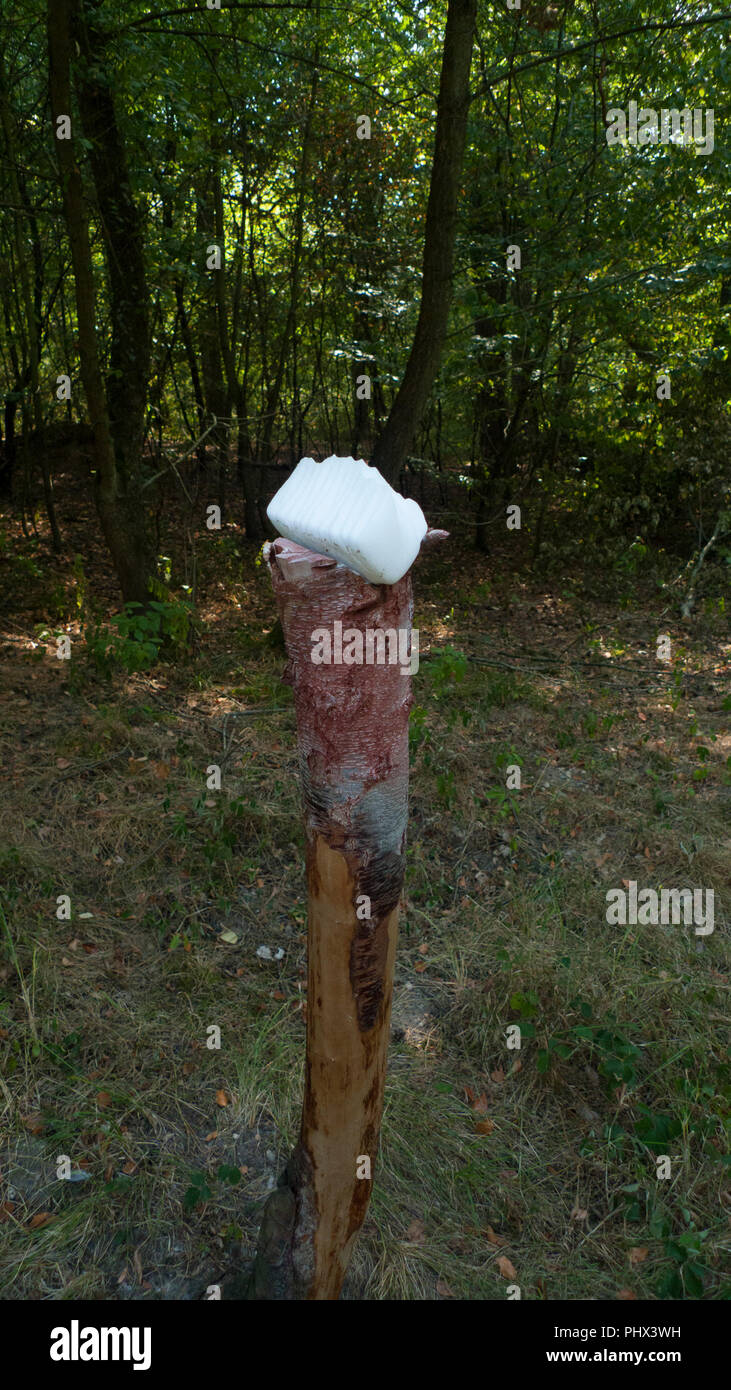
[247,536,433,1299]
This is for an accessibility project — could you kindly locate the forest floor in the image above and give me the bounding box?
[0,472,729,1301]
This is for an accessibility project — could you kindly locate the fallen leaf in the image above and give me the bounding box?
[219,930,238,945]
[56,758,71,769]
[491,1067,505,1084]
[471,1092,489,1114]
[28,1212,54,1229]
[496,1255,517,1280]
[117,1267,129,1284]
[272,991,286,1001]
[96,1091,111,1109]
[0,1201,15,1221]
[571,1206,588,1222]
[475,1118,494,1135]
[617,1289,637,1300]
[21,1113,45,1136]
[215,1089,229,1107]
[128,758,148,773]
[628,1246,649,1267]
[154,762,170,780]
[436,1278,456,1298]
[403,1219,426,1245]
[204,1131,218,1143]
[133,1247,144,1283]
[418,942,429,955]
[484,1225,507,1247]
[414,962,427,973]
[122,1160,137,1175]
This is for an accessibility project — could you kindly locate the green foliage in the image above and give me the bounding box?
[531,997,644,1094]
[183,1164,242,1212]
[428,644,468,697]
[83,596,194,677]
[408,703,429,761]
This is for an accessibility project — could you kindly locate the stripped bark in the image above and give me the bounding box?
[248,539,416,1300]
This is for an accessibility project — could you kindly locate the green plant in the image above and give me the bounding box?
[614,537,648,576]
[428,644,468,699]
[436,768,456,807]
[484,785,520,820]
[183,1164,242,1212]
[409,704,429,760]
[657,1225,711,1298]
[533,1000,643,1093]
[84,594,194,676]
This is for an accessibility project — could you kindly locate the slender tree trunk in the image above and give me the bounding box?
[195,170,229,512]
[370,0,476,484]
[254,48,319,535]
[247,539,414,1299]
[47,0,154,605]
[0,54,62,550]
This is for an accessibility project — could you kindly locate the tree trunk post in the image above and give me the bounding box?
[247,534,439,1299]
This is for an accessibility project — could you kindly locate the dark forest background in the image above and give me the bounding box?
[0,0,729,609]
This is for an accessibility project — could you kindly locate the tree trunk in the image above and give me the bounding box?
[370,0,476,485]
[247,538,414,1299]
[195,170,230,512]
[47,0,154,606]
[0,53,62,550]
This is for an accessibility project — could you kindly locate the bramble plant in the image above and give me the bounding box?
[84,594,194,676]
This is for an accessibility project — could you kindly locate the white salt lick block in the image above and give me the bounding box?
[266,455,428,585]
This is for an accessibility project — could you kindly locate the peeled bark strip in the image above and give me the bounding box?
[248,538,414,1300]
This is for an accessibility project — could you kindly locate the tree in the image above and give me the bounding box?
[47,0,154,605]
[371,0,477,485]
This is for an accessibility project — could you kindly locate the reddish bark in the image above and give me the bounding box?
[247,536,442,1299]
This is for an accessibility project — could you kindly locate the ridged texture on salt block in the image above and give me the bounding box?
[266,455,428,585]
